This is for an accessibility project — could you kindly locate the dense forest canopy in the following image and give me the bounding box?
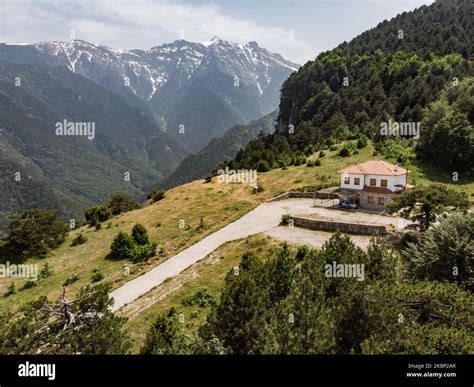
[334,0,473,59]
[222,0,473,174]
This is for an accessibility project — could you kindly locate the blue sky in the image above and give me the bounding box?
[0,0,434,63]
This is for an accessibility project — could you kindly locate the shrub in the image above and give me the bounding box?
[156,222,162,228]
[303,145,314,156]
[130,243,157,263]
[338,147,351,157]
[402,213,473,291]
[306,160,315,167]
[22,278,39,289]
[95,223,102,231]
[357,135,368,149]
[147,190,166,203]
[397,154,408,164]
[329,145,338,151]
[85,205,111,227]
[181,288,218,308]
[39,263,53,280]
[319,150,326,158]
[71,234,88,247]
[4,209,68,262]
[107,193,137,215]
[280,214,291,225]
[256,159,271,172]
[110,231,135,260]
[314,158,321,166]
[140,308,184,355]
[5,282,16,296]
[294,156,307,166]
[91,268,104,283]
[197,217,206,230]
[204,176,212,183]
[63,274,80,287]
[111,225,156,262]
[132,224,149,245]
[399,232,419,248]
[295,245,311,262]
[326,136,336,147]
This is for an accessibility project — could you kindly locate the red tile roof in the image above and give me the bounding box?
[339,159,408,176]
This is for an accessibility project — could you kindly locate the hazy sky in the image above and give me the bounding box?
[0,0,434,64]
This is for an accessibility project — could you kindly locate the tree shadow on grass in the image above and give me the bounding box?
[410,159,473,187]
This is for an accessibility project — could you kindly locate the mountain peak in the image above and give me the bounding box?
[203,36,224,47]
[8,35,299,105]
[246,41,259,48]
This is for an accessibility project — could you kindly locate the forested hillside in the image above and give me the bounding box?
[0,62,187,234]
[161,111,277,188]
[224,0,473,174]
[336,0,473,58]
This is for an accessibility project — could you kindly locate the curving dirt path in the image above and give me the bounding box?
[110,199,408,311]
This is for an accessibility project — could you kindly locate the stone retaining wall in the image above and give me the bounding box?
[290,216,387,235]
[267,191,339,202]
[267,192,291,202]
[289,192,339,199]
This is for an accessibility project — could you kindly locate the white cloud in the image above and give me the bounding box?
[0,0,436,63]
[0,0,312,63]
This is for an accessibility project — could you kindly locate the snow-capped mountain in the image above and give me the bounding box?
[0,38,298,150]
[32,37,298,101]
[31,39,206,102]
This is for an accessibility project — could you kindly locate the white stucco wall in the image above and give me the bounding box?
[340,173,364,190]
[340,173,407,191]
[364,174,407,191]
[392,174,408,190]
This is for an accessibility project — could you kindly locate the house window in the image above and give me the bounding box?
[344,176,350,184]
[367,196,373,204]
[381,179,388,187]
[378,197,385,205]
[370,178,376,186]
[354,178,360,185]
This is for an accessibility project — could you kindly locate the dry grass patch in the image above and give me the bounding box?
[122,234,290,353]
[0,180,260,312]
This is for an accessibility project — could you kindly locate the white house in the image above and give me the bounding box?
[338,159,411,210]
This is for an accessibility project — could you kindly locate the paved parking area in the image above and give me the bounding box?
[110,198,408,311]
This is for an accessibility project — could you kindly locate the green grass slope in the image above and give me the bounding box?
[0,140,471,316]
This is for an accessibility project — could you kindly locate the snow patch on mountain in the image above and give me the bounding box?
[32,38,299,101]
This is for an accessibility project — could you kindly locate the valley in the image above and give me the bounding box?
[0,38,297,236]
[0,0,472,361]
